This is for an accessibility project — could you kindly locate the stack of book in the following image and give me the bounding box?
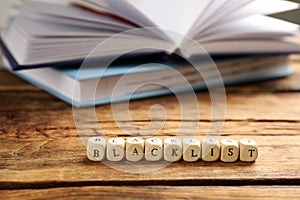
[1,0,300,107]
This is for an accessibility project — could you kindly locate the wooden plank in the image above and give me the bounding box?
[1,186,300,200]
[0,135,299,188]
[1,90,300,121]
[1,120,300,140]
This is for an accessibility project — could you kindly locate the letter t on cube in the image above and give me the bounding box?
[239,139,258,162]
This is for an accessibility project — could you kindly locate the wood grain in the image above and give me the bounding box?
[1,186,300,200]
[0,54,300,199]
[0,135,299,189]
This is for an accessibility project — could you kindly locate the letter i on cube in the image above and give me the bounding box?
[202,138,220,162]
[87,137,106,161]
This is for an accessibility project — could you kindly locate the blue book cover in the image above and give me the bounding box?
[2,53,294,107]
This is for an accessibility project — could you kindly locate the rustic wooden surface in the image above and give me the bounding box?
[0,54,300,199]
[1,186,300,200]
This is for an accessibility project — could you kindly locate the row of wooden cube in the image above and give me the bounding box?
[87,137,258,162]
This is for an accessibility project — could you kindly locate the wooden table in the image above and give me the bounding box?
[0,54,300,199]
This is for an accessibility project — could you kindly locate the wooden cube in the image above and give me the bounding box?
[145,138,163,161]
[87,137,106,161]
[183,138,201,162]
[164,138,182,162]
[202,138,220,162]
[220,139,239,163]
[126,137,144,162]
[106,138,125,162]
[239,139,258,162]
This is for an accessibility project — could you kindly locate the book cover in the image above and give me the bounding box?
[2,53,293,107]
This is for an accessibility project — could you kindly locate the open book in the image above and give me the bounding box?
[1,0,300,69]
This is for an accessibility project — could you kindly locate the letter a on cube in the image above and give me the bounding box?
[126,137,144,162]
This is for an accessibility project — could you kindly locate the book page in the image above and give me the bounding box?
[186,0,230,37]
[19,0,134,29]
[197,15,299,42]
[86,0,158,27]
[2,15,173,65]
[200,39,300,55]
[14,17,117,37]
[190,0,299,38]
[19,10,131,31]
[100,0,210,45]
[189,0,255,37]
[127,0,210,38]
[80,0,172,42]
[210,0,299,32]
[245,0,300,15]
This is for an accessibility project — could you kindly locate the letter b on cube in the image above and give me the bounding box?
[87,137,106,161]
